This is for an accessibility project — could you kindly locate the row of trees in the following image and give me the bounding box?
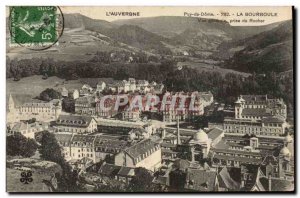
[7,134,38,157]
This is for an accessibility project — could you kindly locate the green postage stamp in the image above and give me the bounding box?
[9,6,64,50]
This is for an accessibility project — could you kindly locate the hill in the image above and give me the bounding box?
[113,16,283,39]
[220,20,293,73]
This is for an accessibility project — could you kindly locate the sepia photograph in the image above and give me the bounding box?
[5,5,295,193]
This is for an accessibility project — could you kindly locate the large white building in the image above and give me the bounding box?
[224,95,288,137]
[115,139,162,172]
[54,115,97,134]
[7,94,62,123]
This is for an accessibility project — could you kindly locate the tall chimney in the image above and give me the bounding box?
[177,116,181,145]
[268,174,272,191]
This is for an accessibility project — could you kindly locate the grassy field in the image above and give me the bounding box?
[6,75,115,101]
[7,75,81,99]
[7,29,126,62]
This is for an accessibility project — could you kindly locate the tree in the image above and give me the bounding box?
[128,167,156,192]
[39,131,84,192]
[7,134,38,157]
[62,98,75,113]
[169,169,186,191]
[39,88,62,101]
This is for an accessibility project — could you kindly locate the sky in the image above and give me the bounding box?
[60,6,293,26]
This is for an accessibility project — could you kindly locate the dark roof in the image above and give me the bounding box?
[98,163,121,176]
[72,134,96,143]
[78,157,93,164]
[207,128,224,141]
[75,96,95,104]
[173,159,190,171]
[185,169,217,191]
[162,149,178,154]
[125,139,159,160]
[55,133,73,146]
[261,155,278,166]
[241,108,268,117]
[165,127,197,136]
[56,115,95,128]
[214,154,262,164]
[94,136,129,153]
[117,167,135,177]
[161,142,177,148]
[261,116,285,123]
[217,167,240,190]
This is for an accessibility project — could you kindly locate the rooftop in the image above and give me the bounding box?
[207,127,224,141]
[185,169,217,191]
[98,163,121,176]
[56,115,95,128]
[241,108,269,117]
[261,116,285,124]
[72,134,96,144]
[125,139,159,160]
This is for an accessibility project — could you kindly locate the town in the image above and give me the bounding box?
[6,77,294,192]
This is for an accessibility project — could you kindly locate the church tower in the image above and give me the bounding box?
[235,96,245,119]
[8,94,15,112]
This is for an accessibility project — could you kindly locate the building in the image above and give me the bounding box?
[159,92,205,122]
[216,167,241,191]
[68,89,79,100]
[95,96,118,118]
[94,135,129,162]
[75,96,96,115]
[223,116,286,137]
[211,133,294,174]
[54,115,97,134]
[105,78,162,94]
[235,95,287,120]
[80,84,93,96]
[55,133,73,160]
[240,164,294,191]
[160,124,224,163]
[121,107,141,121]
[7,94,62,123]
[70,134,96,162]
[9,121,49,139]
[97,163,136,184]
[115,139,162,171]
[184,168,218,191]
[223,95,287,137]
[96,81,106,92]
